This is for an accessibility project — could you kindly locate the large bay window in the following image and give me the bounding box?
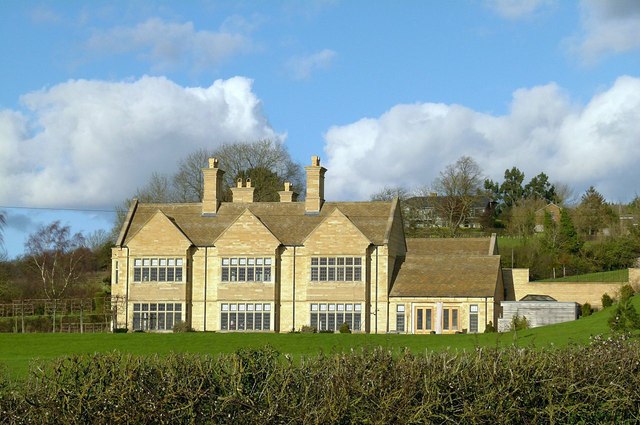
[133,258,184,283]
[221,258,272,282]
[132,303,182,331]
[310,303,362,332]
[220,303,271,331]
[310,257,362,282]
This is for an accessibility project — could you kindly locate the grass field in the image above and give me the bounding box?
[534,268,629,282]
[1,296,636,382]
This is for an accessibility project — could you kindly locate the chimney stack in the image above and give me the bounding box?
[305,155,326,214]
[202,158,225,215]
[278,181,298,203]
[231,178,255,203]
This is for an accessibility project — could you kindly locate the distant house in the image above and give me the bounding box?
[534,203,561,233]
[403,195,495,230]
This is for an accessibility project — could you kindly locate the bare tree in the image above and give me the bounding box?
[0,211,5,258]
[370,186,410,202]
[172,148,215,202]
[25,221,88,331]
[431,156,484,237]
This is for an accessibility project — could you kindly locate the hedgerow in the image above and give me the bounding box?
[2,335,640,424]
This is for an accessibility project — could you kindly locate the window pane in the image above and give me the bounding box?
[263,313,270,330]
[247,312,254,330]
[167,268,174,281]
[417,309,423,330]
[134,259,142,266]
[150,268,158,281]
[255,312,262,330]
[354,267,361,281]
[221,267,229,281]
[168,259,175,266]
[264,268,271,282]
[443,309,450,330]
[134,268,141,282]
[353,314,361,331]
[328,312,335,331]
[310,312,318,329]
[175,268,183,282]
[221,312,228,330]
[159,268,166,281]
[452,309,458,330]
[133,313,141,330]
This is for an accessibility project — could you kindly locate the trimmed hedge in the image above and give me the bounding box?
[2,335,640,424]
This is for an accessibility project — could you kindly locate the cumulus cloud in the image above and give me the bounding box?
[568,0,640,63]
[85,17,252,72]
[323,76,640,203]
[485,0,553,19]
[0,76,282,209]
[285,49,337,80]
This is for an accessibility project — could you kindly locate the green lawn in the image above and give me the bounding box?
[534,269,629,282]
[1,297,636,381]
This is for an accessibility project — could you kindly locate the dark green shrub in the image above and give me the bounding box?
[113,327,128,333]
[484,321,496,333]
[609,300,640,332]
[339,322,351,333]
[602,293,614,308]
[581,303,592,317]
[510,314,529,331]
[300,325,316,333]
[172,321,194,333]
[318,329,334,333]
[619,284,635,303]
[5,339,640,424]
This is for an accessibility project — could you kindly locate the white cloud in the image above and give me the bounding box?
[0,76,282,209]
[286,49,337,80]
[485,0,553,19]
[85,18,252,72]
[568,0,640,63]
[323,76,640,203]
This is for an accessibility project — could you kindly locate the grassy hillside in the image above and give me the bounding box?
[1,296,637,381]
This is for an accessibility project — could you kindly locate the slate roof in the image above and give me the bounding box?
[119,200,395,247]
[389,238,501,298]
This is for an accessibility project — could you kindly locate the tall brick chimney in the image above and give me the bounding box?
[202,157,225,215]
[231,178,255,203]
[305,155,326,214]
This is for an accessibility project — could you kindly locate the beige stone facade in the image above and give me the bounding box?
[112,156,505,334]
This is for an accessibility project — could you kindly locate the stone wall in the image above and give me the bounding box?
[503,268,640,308]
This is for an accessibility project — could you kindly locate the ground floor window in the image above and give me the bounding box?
[469,304,479,333]
[220,303,271,331]
[442,307,459,331]
[415,307,434,333]
[396,304,405,332]
[132,303,182,331]
[310,303,362,332]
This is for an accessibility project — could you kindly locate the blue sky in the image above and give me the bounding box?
[1,0,640,259]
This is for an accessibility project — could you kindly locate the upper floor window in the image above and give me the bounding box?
[310,257,362,282]
[133,258,184,283]
[221,257,272,282]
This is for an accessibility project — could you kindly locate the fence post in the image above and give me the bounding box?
[80,301,84,334]
[21,300,25,333]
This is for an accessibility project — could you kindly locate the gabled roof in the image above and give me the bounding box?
[119,200,394,247]
[390,238,501,298]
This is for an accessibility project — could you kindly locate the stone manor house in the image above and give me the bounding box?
[112,156,505,334]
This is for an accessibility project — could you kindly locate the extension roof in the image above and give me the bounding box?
[390,238,501,298]
[117,200,397,247]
